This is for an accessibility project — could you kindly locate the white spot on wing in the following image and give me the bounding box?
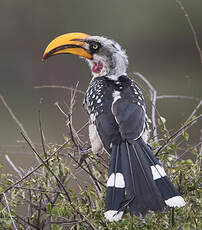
[151,165,166,180]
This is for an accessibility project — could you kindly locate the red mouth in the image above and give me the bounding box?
[92,61,103,74]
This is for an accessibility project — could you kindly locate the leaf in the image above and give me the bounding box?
[183,131,189,141]
[47,203,52,214]
[160,116,166,124]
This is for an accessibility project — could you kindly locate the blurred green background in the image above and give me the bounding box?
[0,0,201,171]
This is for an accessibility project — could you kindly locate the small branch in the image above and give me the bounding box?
[156,114,202,155]
[20,132,72,204]
[200,130,202,156]
[188,100,202,120]
[0,95,40,164]
[66,150,106,188]
[1,139,70,194]
[171,207,175,227]
[157,95,201,101]
[5,154,23,178]
[133,72,158,142]
[13,185,67,195]
[38,110,49,181]
[34,85,85,95]
[49,220,83,225]
[20,132,96,229]
[3,193,18,230]
[38,111,47,160]
[171,142,201,166]
[11,209,39,229]
[55,102,69,119]
[176,0,202,65]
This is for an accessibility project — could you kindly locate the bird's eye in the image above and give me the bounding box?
[92,44,99,50]
[89,42,101,53]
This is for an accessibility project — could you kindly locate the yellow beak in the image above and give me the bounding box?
[42,32,92,61]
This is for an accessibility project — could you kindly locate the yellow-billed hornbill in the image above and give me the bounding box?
[42,32,185,222]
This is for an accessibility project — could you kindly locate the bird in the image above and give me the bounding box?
[42,32,186,222]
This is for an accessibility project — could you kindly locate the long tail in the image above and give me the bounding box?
[104,144,125,222]
[104,138,185,222]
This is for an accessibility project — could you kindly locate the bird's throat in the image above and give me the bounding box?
[92,60,103,74]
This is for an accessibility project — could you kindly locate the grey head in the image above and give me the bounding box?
[84,36,128,80]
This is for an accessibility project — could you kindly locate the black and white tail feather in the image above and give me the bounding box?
[104,138,186,222]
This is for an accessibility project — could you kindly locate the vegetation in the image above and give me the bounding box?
[0,1,201,229]
[0,71,201,229]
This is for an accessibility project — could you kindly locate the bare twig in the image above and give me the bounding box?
[133,72,158,142]
[55,83,85,146]
[55,101,69,119]
[0,95,40,164]
[20,131,72,204]
[67,83,84,146]
[49,220,83,225]
[176,0,202,65]
[171,142,201,166]
[65,151,106,187]
[187,100,202,120]
[156,114,202,155]
[20,133,96,230]
[13,185,67,195]
[38,111,47,160]
[200,130,202,156]
[11,209,39,229]
[5,154,23,178]
[1,138,70,194]
[157,95,201,101]
[3,193,18,230]
[171,207,175,226]
[35,85,85,95]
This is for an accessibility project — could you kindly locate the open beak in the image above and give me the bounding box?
[42,32,92,61]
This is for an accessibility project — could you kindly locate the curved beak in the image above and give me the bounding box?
[42,32,92,61]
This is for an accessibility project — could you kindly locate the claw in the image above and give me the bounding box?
[78,147,92,165]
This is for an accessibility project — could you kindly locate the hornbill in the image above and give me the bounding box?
[42,32,185,222]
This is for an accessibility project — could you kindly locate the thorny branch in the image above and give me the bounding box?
[3,193,18,230]
[19,133,96,229]
[156,114,202,156]
[35,85,85,95]
[0,95,40,164]
[157,95,201,101]
[20,131,72,204]
[133,72,158,143]
[176,0,202,65]
[1,139,70,195]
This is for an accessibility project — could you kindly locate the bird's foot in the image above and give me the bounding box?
[78,146,92,165]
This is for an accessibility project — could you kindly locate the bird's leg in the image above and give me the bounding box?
[78,145,92,165]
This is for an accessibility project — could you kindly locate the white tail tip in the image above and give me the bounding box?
[104,210,123,222]
[165,196,186,208]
